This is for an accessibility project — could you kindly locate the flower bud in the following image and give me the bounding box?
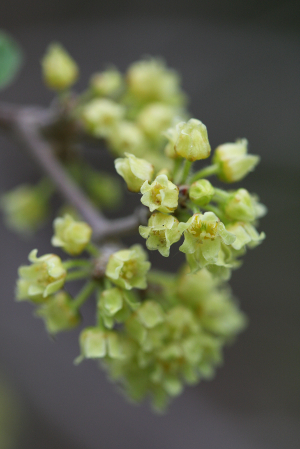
[77,327,122,362]
[127,58,183,104]
[17,250,66,302]
[36,291,80,334]
[98,287,137,329]
[1,184,48,234]
[114,153,154,192]
[90,68,123,97]
[140,174,178,214]
[41,43,78,90]
[81,98,125,138]
[85,169,122,209]
[137,103,175,140]
[139,212,182,257]
[213,139,260,183]
[108,121,146,157]
[105,244,151,290]
[189,180,215,206]
[167,119,211,161]
[224,188,266,222]
[178,212,236,272]
[51,214,92,256]
[137,300,165,329]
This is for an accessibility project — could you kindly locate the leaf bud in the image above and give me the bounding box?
[189,179,215,206]
[213,139,260,183]
[114,152,154,192]
[41,43,78,90]
[51,214,92,256]
[105,244,151,290]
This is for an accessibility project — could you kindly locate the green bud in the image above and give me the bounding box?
[166,118,211,161]
[226,222,265,250]
[224,188,267,222]
[51,214,92,256]
[213,139,260,183]
[81,98,125,138]
[1,184,48,234]
[105,244,151,290]
[189,180,215,206]
[90,68,123,97]
[137,103,175,140]
[17,250,66,302]
[36,291,80,334]
[127,58,183,104]
[114,152,154,192]
[98,288,136,329]
[77,327,123,362]
[140,174,179,214]
[178,212,236,272]
[139,212,182,257]
[108,121,146,157]
[41,43,78,90]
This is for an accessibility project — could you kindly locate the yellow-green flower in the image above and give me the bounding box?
[139,212,182,257]
[98,287,139,329]
[189,180,215,206]
[105,244,151,290]
[137,103,176,140]
[226,222,265,250]
[51,214,92,256]
[90,68,123,97]
[213,139,260,183]
[36,291,80,334]
[1,184,48,234]
[108,121,146,157]
[41,43,78,90]
[126,58,183,104]
[17,250,66,302]
[140,174,179,214]
[166,118,211,161]
[81,98,125,138]
[115,152,154,192]
[178,212,236,272]
[77,327,123,363]
[224,188,267,222]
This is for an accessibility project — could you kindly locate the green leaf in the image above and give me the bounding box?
[0,30,23,90]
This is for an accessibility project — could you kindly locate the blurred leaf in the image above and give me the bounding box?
[0,30,23,90]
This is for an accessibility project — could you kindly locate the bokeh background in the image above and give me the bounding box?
[0,1,299,448]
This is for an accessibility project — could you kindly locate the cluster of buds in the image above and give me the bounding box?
[3,44,267,410]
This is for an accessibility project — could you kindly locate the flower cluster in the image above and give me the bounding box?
[5,44,267,411]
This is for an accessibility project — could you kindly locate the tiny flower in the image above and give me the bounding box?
[77,327,123,363]
[213,139,260,183]
[139,212,182,257]
[223,188,267,222]
[178,212,236,272]
[127,58,183,104]
[81,98,125,138]
[189,180,215,206]
[137,103,176,140]
[36,291,80,334]
[108,121,146,157]
[114,152,154,192]
[41,43,78,90]
[136,300,165,329]
[226,222,265,250]
[90,68,123,97]
[51,214,92,256]
[140,174,179,214]
[166,118,211,161]
[1,184,48,234]
[105,244,151,290]
[17,250,66,302]
[98,288,139,329]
